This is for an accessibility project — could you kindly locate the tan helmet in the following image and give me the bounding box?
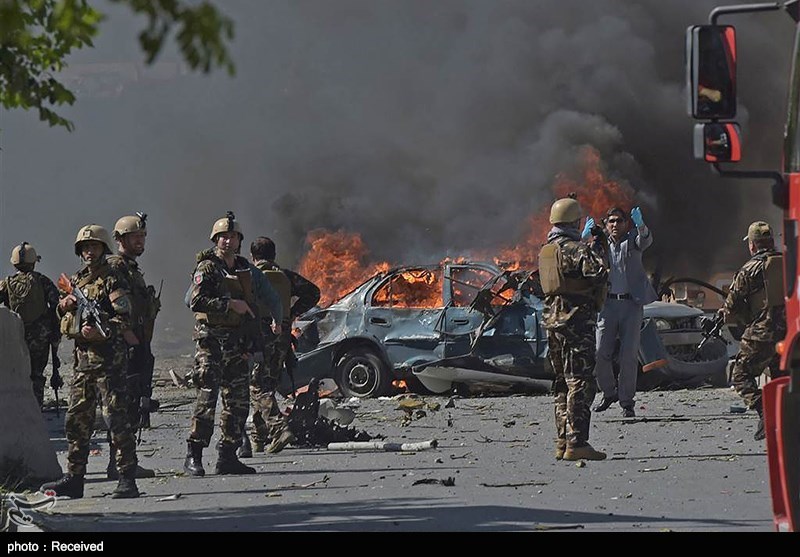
[114,212,147,239]
[74,224,113,255]
[10,242,40,265]
[209,211,243,242]
[549,197,582,224]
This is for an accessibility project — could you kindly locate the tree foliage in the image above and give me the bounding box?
[0,0,234,130]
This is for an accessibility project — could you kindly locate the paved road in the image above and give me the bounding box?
[27,362,776,533]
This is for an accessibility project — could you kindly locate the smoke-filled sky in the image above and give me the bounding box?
[0,0,791,350]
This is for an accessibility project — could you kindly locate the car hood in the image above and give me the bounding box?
[643,301,704,319]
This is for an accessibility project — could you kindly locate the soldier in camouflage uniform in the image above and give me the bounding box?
[40,225,140,499]
[0,242,61,408]
[241,236,320,456]
[721,221,788,441]
[184,212,270,476]
[105,213,161,480]
[538,197,609,461]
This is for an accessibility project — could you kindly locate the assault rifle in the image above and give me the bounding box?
[57,274,108,338]
[694,313,728,358]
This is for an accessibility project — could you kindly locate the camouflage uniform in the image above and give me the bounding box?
[59,261,138,477]
[0,271,60,406]
[187,248,260,451]
[541,227,608,453]
[108,254,160,431]
[249,260,320,448]
[723,247,787,411]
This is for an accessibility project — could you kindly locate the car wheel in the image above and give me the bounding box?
[336,348,391,398]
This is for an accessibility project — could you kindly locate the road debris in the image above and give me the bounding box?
[327,440,438,452]
[639,466,669,473]
[168,369,189,388]
[475,435,528,444]
[156,494,182,502]
[318,398,356,426]
[533,524,585,531]
[480,480,549,488]
[287,378,376,447]
[412,477,455,487]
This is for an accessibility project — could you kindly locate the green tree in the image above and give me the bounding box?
[0,0,234,131]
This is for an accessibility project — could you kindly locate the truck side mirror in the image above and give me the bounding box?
[686,25,737,119]
[694,122,742,162]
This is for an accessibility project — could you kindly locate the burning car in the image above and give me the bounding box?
[290,262,550,398]
[288,262,732,398]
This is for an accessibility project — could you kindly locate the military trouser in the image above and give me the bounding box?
[248,340,289,446]
[24,322,54,408]
[28,343,50,408]
[125,342,155,431]
[548,327,597,448]
[188,331,249,450]
[731,338,787,410]
[65,365,137,476]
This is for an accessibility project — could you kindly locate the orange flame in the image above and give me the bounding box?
[299,146,635,308]
[297,229,390,307]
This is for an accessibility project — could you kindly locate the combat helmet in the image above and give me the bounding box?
[10,242,40,265]
[549,197,582,225]
[74,224,113,255]
[209,211,243,242]
[114,212,147,239]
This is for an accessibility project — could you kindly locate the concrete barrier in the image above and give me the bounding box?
[0,308,62,487]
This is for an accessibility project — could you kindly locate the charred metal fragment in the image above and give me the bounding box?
[285,378,376,447]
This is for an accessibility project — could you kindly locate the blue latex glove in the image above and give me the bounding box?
[631,206,645,228]
[581,217,595,240]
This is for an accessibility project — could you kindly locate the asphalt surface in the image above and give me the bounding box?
[18,348,778,535]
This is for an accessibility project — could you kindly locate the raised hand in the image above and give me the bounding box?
[631,206,645,228]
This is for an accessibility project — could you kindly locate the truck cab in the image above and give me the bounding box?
[686,1,800,532]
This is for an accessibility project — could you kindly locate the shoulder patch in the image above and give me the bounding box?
[194,272,204,285]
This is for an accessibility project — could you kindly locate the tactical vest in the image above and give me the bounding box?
[748,252,785,315]
[195,265,254,328]
[263,268,292,321]
[60,264,112,340]
[539,238,606,310]
[6,272,46,325]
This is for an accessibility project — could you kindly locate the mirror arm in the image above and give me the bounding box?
[711,164,788,208]
[709,2,782,25]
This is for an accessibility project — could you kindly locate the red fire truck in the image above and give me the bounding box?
[687,1,800,532]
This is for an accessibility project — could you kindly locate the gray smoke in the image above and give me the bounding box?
[0,0,791,351]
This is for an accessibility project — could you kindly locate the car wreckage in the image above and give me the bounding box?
[289,262,732,398]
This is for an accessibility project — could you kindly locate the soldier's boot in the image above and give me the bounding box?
[41,474,84,499]
[184,441,206,477]
[562,443,607,461]
[215,444,256,475]
[555,439,567,460]
[111,470,140,499]
[237,434,253,459]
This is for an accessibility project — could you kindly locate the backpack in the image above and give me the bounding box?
[6,272,47,325]
[538,239,606,310]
